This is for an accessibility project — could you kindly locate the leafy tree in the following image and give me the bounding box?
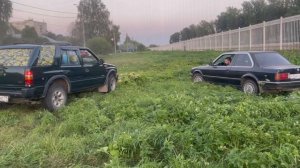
[137,44,146,51]
[87,37,113,54]
[0,0,12,42]
[215,7,242,32]
[169,0,300,41]
[21,26,49,44]
[180,27,192,41]
[196,20,215,37]
[149,44,158,48]
[240,0,267,26]
[120,34,147,52]
[22,26,39,39]
[169,32,180,44]
[73,0,120,46]
[110,25,121,45]
[284,0,300,16]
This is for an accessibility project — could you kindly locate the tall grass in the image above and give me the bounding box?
[0,50,299,167]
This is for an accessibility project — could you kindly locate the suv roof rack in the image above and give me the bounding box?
[43,42,72,46]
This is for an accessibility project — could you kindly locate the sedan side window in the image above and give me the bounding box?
[80,50,98,66]
[213,54,234,66]
[232,54,252,67]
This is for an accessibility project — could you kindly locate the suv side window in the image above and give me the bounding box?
[37,45,55,66]
[61,50,80,66]
[80,49,98,66]
[232,54,252,67]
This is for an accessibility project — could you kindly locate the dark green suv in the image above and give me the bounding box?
[0,44,118,111]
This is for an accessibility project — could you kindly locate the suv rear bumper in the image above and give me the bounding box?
[261,81,300,92]
[0,87,41,100]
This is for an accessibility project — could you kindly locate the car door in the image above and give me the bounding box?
[227,53,254,86]
[203,54,234,84]
[79,49,106,88]
[60,49,87,92]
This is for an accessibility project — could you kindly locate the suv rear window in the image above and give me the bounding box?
[0,49,33,66]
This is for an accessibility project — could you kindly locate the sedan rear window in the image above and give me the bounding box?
[0,49,33,66]
[253,52,291,67]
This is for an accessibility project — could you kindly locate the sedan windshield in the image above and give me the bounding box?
[253,52,291,67]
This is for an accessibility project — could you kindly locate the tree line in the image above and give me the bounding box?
[0,0,128,54]
[170,0,300,44]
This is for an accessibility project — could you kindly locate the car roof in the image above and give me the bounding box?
[0,44,87,50]
[222,51,277,55]
[0,44,41,49]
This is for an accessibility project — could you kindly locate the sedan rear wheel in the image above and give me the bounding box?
[193,73,204,83]
[242,80,258,95]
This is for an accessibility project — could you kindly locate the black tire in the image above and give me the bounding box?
[242,79,259,95]
[192,73,204,83]
[107,74,117,92]
[43,82,67,112]
[0,103,7,109]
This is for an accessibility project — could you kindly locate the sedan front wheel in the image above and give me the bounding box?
[193,73,204,83]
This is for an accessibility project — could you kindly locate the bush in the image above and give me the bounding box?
[87,37,113,54]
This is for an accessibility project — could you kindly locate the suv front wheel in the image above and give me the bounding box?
[43,82,67,112]
[107,74,117,92]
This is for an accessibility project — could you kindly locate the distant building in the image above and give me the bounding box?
[11,19,47,35]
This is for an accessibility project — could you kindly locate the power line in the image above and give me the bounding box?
[12,1,77,15]
[13,8,76,19]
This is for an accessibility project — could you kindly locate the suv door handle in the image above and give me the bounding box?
[85,69,90,73]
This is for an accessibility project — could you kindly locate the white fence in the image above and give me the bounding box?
[153,15,300,51]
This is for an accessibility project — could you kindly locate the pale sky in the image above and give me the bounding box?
[10,0,246,45]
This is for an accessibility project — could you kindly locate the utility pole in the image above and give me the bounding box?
[109,24,117,54]
[82,20,86,47]
[113,32,117,54]
[74,4,86,47]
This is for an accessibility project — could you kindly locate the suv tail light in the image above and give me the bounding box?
[25,70,33,87]
[275,73,289,81]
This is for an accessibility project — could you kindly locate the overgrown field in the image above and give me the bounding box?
[1,51,300,167]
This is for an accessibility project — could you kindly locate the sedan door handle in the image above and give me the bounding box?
[85,69,90,73]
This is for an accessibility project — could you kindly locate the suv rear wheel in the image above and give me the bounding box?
[43,82,67,112]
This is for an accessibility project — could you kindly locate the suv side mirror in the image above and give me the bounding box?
[99,59,104,64]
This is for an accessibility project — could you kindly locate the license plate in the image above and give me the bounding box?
[289,74,300,79]
[0,96,9,103]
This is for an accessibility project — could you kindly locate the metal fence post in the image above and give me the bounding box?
[215,35,217,50]
[263,21,266,51]
[238,27,241,51]
[229,30,232,50]
[280,17,283,50]
[221,31,224,51]
[209,35,212,50]
[249,25,252,51]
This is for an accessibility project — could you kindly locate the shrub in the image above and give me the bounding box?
[87,37,113,55]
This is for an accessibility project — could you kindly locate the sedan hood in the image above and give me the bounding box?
[192,65,210,69]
